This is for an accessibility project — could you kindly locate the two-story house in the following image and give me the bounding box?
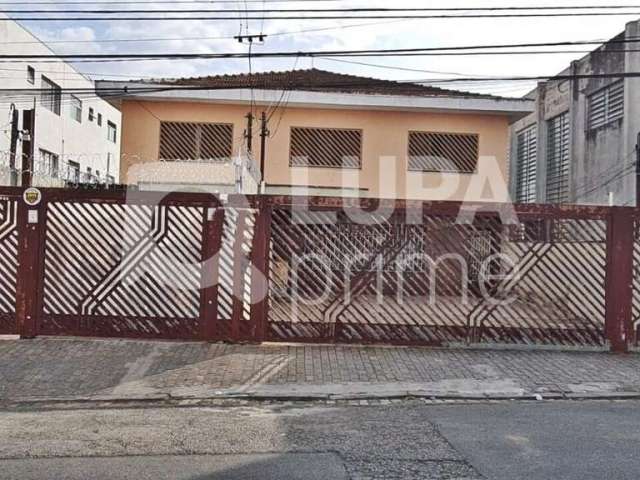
[99,69,532,201]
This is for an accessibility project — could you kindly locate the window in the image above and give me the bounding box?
[27,66,35,84]
[67,160,80,183]
[588,81,624,130]
[159,121,233,161]
[40,76,61,115]
[515,125,537,204]
[97,113,103,126]
[289,127,362,168]
[546,112,570,204]
[88,107,95,122]
[408,131,479,173]
[70,95,82,123]
[107,121,117,143]
[37,149,59,178]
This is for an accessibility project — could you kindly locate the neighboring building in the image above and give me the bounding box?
[510,19,640,206]
[0,13,121,187]
[99,69,532,200]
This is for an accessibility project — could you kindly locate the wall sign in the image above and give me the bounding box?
[23,187,42,207]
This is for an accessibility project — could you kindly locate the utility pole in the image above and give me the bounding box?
[8,105,19,187]
[244,112,254,154]
[259,111,269,193]
[21,107,35,188]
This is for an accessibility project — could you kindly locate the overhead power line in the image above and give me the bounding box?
[7,12,640,21]
[7,6,640,13]
[5,38,640,61]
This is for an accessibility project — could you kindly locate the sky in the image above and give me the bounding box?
[9,0,640,97]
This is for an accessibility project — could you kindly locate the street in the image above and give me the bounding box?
[1,400,639,479]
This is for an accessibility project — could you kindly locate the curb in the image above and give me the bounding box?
[3,391,640,410]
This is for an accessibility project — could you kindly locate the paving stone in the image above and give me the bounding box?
[1,338,640,401]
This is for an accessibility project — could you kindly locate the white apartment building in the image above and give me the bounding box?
[0,13,121,187]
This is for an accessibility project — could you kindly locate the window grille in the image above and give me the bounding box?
[515,125,537,203]
[290,127,362,168]
[588,81,624,130]
[546,112,570,204]
[159,121,233,161]
[67,160,80,183]
[408,131,479,173]
[37,149,59,178]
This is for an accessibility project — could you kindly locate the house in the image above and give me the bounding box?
[0,13,121,187]
[510,19,640,206]
[98,69,532,200]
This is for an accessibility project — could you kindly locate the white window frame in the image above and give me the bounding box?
[107,121,117,143]
[70,95,82,123]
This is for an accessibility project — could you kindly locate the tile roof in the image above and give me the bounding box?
[135,68,503,100]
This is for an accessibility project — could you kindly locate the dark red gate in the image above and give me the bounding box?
[0,187,19,335]
[3,188,638,353]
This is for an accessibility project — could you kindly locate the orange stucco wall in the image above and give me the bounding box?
[120,99,511,202]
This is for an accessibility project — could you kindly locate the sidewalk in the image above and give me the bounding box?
[2,337,640,404]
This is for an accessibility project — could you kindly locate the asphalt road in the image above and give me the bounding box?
[426,401,640,480]
[0,453,348,480]
[1,401,639,479]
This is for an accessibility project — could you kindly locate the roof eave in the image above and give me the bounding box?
[97,81,535,119]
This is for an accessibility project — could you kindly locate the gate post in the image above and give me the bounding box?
[250,200,272,342]
[16,189,45,339]
[604,207,634,353]
[199,206,224,342]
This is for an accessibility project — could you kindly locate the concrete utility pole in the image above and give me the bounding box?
[259,111,269,193]
[8,105,19,187]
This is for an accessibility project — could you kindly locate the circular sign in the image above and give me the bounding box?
[23,187,42,207]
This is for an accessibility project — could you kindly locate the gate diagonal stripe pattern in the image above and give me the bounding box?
[408,132,479,173]
[159,121,234,161]
[0,199,18,332]
[290,127,362,168]
[267,208,606,347]
[43,202,204,323]
[631,221,640,346]
[216,208,256,339]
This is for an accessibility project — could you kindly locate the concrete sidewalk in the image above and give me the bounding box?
[2,338,640,404]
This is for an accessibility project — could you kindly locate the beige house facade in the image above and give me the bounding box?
[99,69,533,201]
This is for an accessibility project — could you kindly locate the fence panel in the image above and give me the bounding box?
[0,189,19,334]
[265,198,610,348]
[36,190,220,340]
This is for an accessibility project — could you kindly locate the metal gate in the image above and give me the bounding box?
[0,189,19,335]
[264,197,620,350]
[4,187,266,342]
[1,188,638,352]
